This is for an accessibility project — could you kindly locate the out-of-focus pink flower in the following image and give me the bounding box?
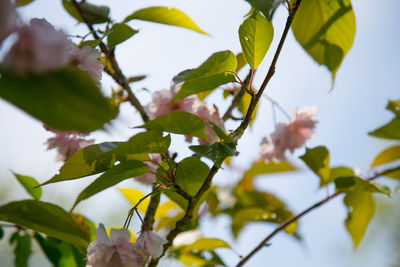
[147,88,199,118]
[260,107,317,162]
[195,104,225,145]
[0,0,17,45]
[45,128,94,162]
[69,45,103,86]
[136,230,168,259]
[135,154,162,185]
[86,224,145,267]
[3,18,71,75]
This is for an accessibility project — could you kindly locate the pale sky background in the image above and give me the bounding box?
[1,0,400,266]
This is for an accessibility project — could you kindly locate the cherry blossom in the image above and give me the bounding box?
[134,154,162,185]
[260,107,317,161]
[3,18,71,75]
[0,0,17,45]
[136,230,168,259]
[69,45,103,86]
[147,88,199,118]
[45,128,94,162]
[195,104,225,145]
[86,224,145,267]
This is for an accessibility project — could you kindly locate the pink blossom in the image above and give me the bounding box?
[69,45,103,86]
[86,224,145,267]
[147,88,199,118]
[136,230,168,259]
[0,0,17,44]
[260,107,317,161]
[135,154,162,185]
[3,18,71,75]
[194,104,225,145]
[45,128,94,162]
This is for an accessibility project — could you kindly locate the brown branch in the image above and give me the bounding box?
[222,70,253,121]
[236,165,400,266]
[70,0,149,122]
[141,186,161,231]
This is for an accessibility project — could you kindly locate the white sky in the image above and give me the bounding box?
[1,0,400,266]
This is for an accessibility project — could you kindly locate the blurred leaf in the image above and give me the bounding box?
[371,145,400,168]
[62,0,110,24]
[79,39,102,48]
[155,201,181,220]
[71,160,148,210]
[344,192,375,248]
[34,234,62,266]
[172,69,194,84]
[0,68,117,133]
[190,142,239,166]
[128,75,146,83]
[124,6,207,34]
[0,200,89,252]
[327,166,354,183]
[175,157,210,196]
[173,51,237,101]
[244,0,282,19]
[238,92,258,125]
[235,52,247,72]
[292,0,355,83]
[71,213,96,242]
[178,253,209,267]
[156,211,184,231]
[119,189,149,214]
[300,146,330,186]
[43,131,168,185]
[12,173,42,200]
[9,232,19,245]
[14,233,32,267]
[369,118,400,140]
[232,208,278,237]
[387,99,400,117]
[239,12,273,69]
[335,176,391,197]
[182,237,230,252]
[16,0,34,6]
[0,226,3,240]
[243,159,296,181]
[107,23,138,49]
[139,111,207,139]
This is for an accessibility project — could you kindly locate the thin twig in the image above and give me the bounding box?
[236,165,400,266]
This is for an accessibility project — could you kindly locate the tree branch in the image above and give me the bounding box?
[70,0,149,122]
[236,165,400,266]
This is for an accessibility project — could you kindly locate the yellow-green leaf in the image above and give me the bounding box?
[300,146,330,186]
[372,145,400,167]
[107,23,138,49]
[119,188,149,214]
[182,238,230,252]
[12,173,42,200]
[124,6,207,35]
[292,0,355,82]
[239,12,274,69]
[344,192,375,248]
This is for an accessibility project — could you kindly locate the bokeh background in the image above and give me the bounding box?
[1,0,400,266]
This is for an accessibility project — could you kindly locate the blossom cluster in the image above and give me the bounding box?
[147,88,225,145]
[86,224,167,267]
[260,107,317,161]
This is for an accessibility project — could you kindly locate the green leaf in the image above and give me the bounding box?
[14,233,32,267]
[62,0,110,24]
[231,208,279,237]
[344,192,375,248]
[128,75,146,83]
[369,118,400,140]
[71,160,148,210]
[190,142,239,165]
[0,226,3,240]
[43,131,169,185]
[372,145,400,167]
[236,52,247,72]
[139,111,207,139]
[12,173,42,200]
[244,0,282,19]
[239,12,274,69]
[387,99,400,117]
[124,6,207,34]
[327,166,354,183]
[79,39,102,48]
[300,146,330,186]
[172,69,194,85]
[0,68,117,133]
[242,159,296,181]
[0,200,89,251]
[107,23,138,49]
[292,0,355,82]
[182,238,230,252]
[173,51,238,101]
[335,176,391,197]
[16,0,34,7]
[33,234,62,266]
[175,157,210,196]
